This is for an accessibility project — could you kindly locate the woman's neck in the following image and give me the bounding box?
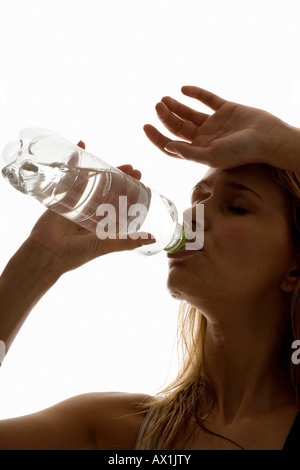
[202,300,295,423]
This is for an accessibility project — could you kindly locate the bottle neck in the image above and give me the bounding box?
[164,224,186,253]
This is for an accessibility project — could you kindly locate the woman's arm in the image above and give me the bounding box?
[0,158,152,448]
[143,86,300,172]
[0,160,154,361]
[0,237,61,354]
[0,391,149,450]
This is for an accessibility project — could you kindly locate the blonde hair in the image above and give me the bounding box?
[137,165,300,450]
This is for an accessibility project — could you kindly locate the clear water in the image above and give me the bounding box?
[2,160,181,255]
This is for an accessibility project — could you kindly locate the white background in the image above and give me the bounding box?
[0,0,300,419]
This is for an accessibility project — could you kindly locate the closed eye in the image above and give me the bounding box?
[226,206,248,215]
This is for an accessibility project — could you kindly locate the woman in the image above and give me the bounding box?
[1,86,300,449]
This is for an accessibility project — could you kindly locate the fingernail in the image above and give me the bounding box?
[164,145,177,154]
[77,140,85,149]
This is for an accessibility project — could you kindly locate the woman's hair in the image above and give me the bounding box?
[136,165,300,450]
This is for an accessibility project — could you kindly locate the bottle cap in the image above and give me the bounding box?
[164,225,186,254]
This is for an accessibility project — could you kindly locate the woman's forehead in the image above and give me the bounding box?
[196,164,291,206]
[201,164,275,190]
[204,164,269,180]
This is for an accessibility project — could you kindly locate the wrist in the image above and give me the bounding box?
[0,239,61,350]
[22,236,65,279]
[0,237,62,306]
[1,237,61,303]
[266,120,300,172]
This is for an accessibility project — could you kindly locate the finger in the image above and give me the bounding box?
[181,86,227,111]
[117,164,142,180]
[130,169,142,180]
[164,141,214,165]
[143,124,183,159]
[77,140,86,149]
[117,164,133,172]
[155,101,197,142]
[161,96,209,126]
[99,232,157,256]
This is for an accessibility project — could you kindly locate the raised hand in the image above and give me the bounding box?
[144,86,297,170]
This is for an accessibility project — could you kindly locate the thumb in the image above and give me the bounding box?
[100,232,157,256]
[164,141,214,165]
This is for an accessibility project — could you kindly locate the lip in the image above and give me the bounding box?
[167,247,203,259]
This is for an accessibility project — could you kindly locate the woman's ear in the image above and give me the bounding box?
[281,265,300,292]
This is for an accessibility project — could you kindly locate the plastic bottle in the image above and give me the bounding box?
[1,128,186,255]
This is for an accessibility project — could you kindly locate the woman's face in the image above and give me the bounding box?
[167,164,298,315]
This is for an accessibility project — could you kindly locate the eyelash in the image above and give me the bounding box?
[192,201,249,215]
[226,206,248,215]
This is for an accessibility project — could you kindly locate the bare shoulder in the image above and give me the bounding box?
[0,391,152,450]
[82,391,152,450]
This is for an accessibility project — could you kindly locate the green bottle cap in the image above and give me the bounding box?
[164,225,186,254]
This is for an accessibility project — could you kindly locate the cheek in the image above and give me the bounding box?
[213,221,279,277]
[214,220,293,280]
[214,222,254,258]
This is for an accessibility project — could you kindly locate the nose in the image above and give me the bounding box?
[182,204,205,250]
[183,204,207,231]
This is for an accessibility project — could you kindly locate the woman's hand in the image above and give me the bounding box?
[27,142,154,276]
[144,86,300,171]
[0,142,155,351]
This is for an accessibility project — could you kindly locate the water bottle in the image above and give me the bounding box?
[1,128,186,255]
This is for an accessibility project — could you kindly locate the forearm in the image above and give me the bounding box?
[0,238,61,355]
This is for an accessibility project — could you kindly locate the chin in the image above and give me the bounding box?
[167,276,209,312]
[167,276,194,302]
[168,288,184,300]
[167,271,183,299]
